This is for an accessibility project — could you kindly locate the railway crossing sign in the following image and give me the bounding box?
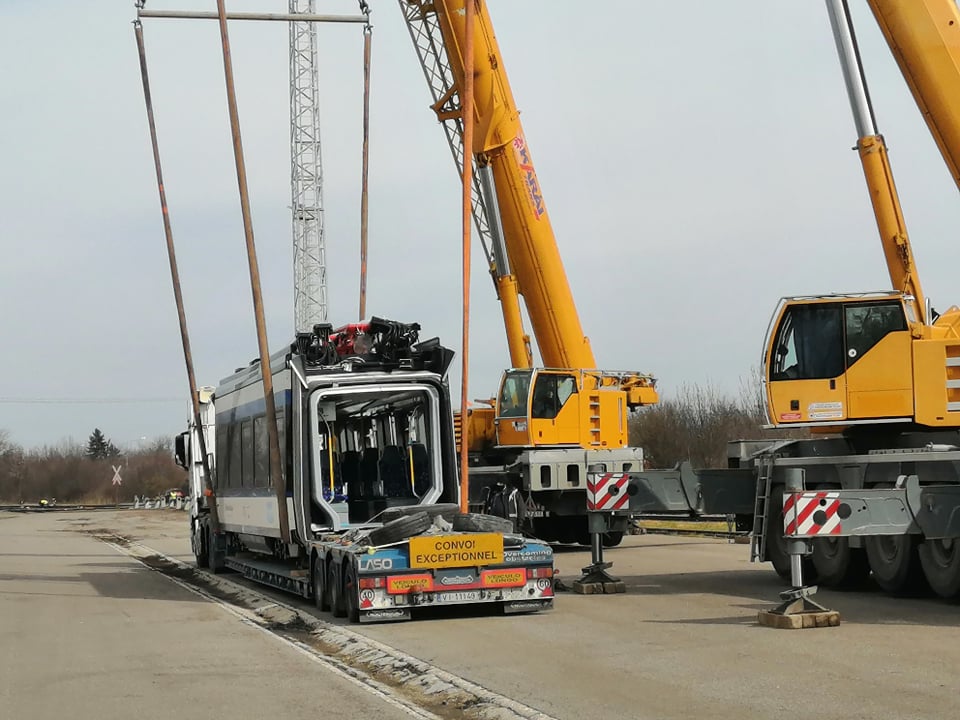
[111,465,123,486]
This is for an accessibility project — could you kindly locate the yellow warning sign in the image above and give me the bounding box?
[481,569,526,588]
[386,574,434,594]
[409,533,504,569]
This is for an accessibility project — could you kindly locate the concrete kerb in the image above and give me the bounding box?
[98,536,560,720]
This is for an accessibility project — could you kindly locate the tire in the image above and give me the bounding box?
[328,561,346,618]
[503,534,525,548]
[865,533,927,595]
[918,538,960,598]
[193,523,209,569]
[810,537,870,589]
[344,564,360,623]
[313,554,329,611]
[602,531,624,548]
[452,513,514,534]
[367,512,432,546]
[380,503,459,524]
[208,527,224,574]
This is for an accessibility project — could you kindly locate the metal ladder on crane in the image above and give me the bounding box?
[749,455,775,563]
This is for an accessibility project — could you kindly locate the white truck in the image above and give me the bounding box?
[174,318,555,622]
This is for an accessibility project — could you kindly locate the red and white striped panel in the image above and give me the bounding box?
[783,491,842,537]
[587,473,630,511]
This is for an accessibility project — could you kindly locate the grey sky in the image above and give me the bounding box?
[2,1,958,449]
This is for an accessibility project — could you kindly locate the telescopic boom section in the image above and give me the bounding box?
[826,0,925,325]
[431,0,595,370]
[866,1,960,195]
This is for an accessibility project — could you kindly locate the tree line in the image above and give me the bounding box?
[628,378,806,469]
[0,379,801,503]
[0,428,185,504]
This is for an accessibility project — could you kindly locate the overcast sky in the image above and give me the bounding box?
[2,1,959,450]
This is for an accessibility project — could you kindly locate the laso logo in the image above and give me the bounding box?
[359,557,393,571]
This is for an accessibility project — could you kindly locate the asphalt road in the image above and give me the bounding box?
[0,511,416,720]
[7,509,960,720]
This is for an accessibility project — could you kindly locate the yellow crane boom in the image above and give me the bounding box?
[428,0,594,371]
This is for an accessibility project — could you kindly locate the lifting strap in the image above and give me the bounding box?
[358,6,372,320]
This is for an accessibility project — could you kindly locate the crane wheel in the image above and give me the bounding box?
[864,533,927,596]
[602,531,624,548]
[810,537,870,589]
[808,485,869,589]
[918,538,960,598]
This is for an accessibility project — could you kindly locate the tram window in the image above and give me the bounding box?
[216,424,228,490]
[228,422,242,488]
[241,420,253,488]
[253,416,270,487]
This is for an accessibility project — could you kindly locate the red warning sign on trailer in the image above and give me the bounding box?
[587,473,630,511]
[783,490,843,537]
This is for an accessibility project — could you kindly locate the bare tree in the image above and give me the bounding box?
[629,374,805,469]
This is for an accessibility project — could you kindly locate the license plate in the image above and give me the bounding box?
[437,591,481,603]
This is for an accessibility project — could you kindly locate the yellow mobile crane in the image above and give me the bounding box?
[734,0,960,599]
[765,0,960,430]
[399,0,658,545]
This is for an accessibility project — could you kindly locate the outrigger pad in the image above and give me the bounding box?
[758,587,841,629]
[758,609,841,629]
[571,561,626,594]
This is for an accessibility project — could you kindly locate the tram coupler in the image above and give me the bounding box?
[572,513,626,594]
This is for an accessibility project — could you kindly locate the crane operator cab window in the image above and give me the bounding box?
[498,370,532,418]
[530,373,577,419]
[770,303,845,381]
[770,300,908,382]
[844,302,907,366]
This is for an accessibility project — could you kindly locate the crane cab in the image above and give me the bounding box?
[765,292,918,427]
[494,368,630,448]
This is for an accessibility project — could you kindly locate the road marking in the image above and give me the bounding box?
[97,536,560,720]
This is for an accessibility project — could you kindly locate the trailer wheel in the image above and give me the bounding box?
[367,512,432,546]
[865,533,927,595]
[917,538,960,598]
[328,561,346,618]
[452,513,514,534]
[810,537,870,589]
[344,564,360,623]
[193,522,209,569]
[208,526,225,574]
[313,554,330,611]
